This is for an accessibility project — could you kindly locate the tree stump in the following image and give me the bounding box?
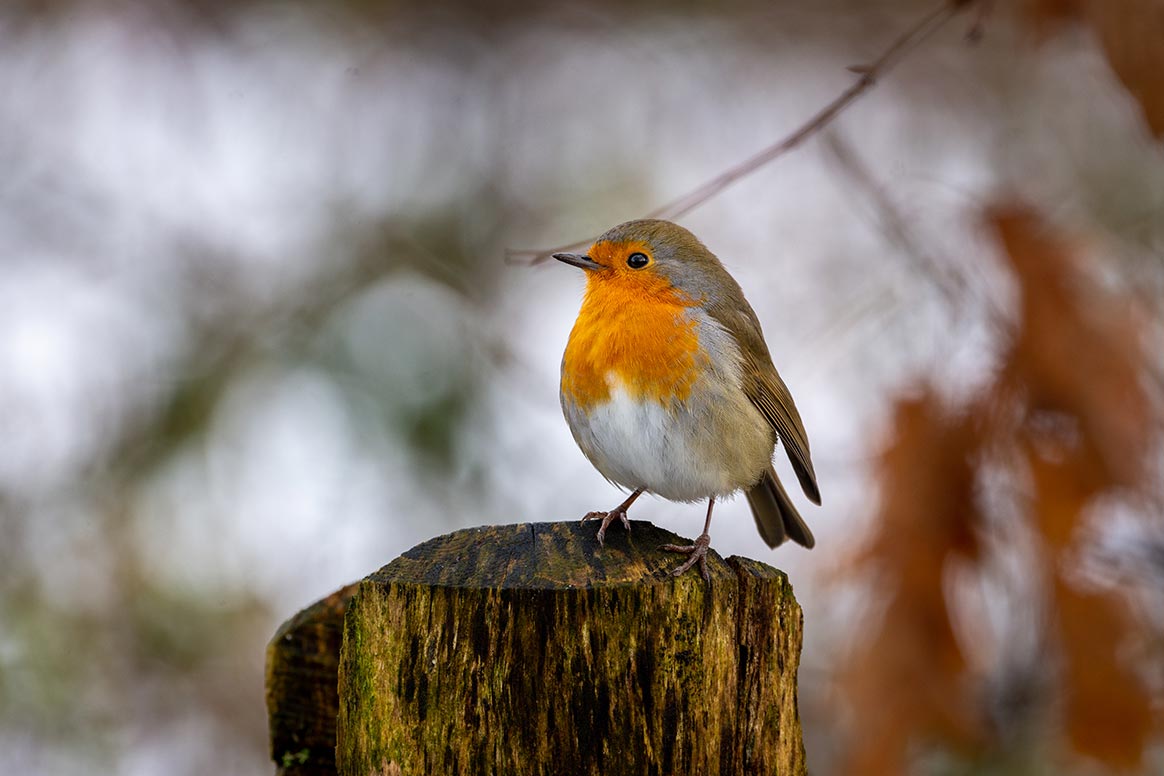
[267,582,359,775]
[336,521,805,776]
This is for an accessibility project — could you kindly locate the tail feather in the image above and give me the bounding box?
[745,466,816,550]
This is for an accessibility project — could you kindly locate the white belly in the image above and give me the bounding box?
[563,378,774,502]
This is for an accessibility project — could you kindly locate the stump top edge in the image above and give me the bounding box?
[364,521,789,591]
[270,582,359,646]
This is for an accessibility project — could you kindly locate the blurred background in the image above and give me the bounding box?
[1,0,1162,773]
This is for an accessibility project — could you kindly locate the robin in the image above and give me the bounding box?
[555,219,820,580]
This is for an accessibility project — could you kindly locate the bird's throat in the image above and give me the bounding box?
[562,279,705,410]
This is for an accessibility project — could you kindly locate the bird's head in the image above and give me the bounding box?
[554,219,732,305]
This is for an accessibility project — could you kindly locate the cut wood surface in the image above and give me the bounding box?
[335,520,805,776]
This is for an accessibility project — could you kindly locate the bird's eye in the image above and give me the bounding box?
[626,252,650,269]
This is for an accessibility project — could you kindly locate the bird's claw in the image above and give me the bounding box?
[582,508,631,546]
[660,533,712,581]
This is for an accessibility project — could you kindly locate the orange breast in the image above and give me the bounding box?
[562,269,706,411]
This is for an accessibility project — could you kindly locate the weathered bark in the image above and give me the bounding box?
[337,521,805,776]
[266,582,359,775]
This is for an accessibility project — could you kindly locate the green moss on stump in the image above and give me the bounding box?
[337,521,805,776]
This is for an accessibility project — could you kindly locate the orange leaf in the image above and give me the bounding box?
[990,205,1151,490]
[1056,580,1152,768]
[1018,0,1164,137]
[1019,0,1084,33]
[1024,436,1105,550]
[841,392,984,774]
[1084,0,1164,137]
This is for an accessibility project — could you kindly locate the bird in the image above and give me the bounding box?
[555,219,820,580]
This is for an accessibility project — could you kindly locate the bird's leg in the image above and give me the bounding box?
[661,497,716,581]
[581,488,644,546]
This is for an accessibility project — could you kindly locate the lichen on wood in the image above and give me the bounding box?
[336,521,804,776]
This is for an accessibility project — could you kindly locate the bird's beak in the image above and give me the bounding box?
[553,253,605,271]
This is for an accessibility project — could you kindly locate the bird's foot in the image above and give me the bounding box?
[581,508,631,546]
[660,533,712,581]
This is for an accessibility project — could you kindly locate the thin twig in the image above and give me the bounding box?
[822,130,962,306]
[822,129,1014,329]
[511,0,974,266]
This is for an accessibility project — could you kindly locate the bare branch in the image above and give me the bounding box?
[512,0,975,266]
[821,129,1013,329]
[822,130,962,306]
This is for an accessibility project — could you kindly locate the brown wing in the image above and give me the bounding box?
[741,348,821,504]
[707,296,821,505]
